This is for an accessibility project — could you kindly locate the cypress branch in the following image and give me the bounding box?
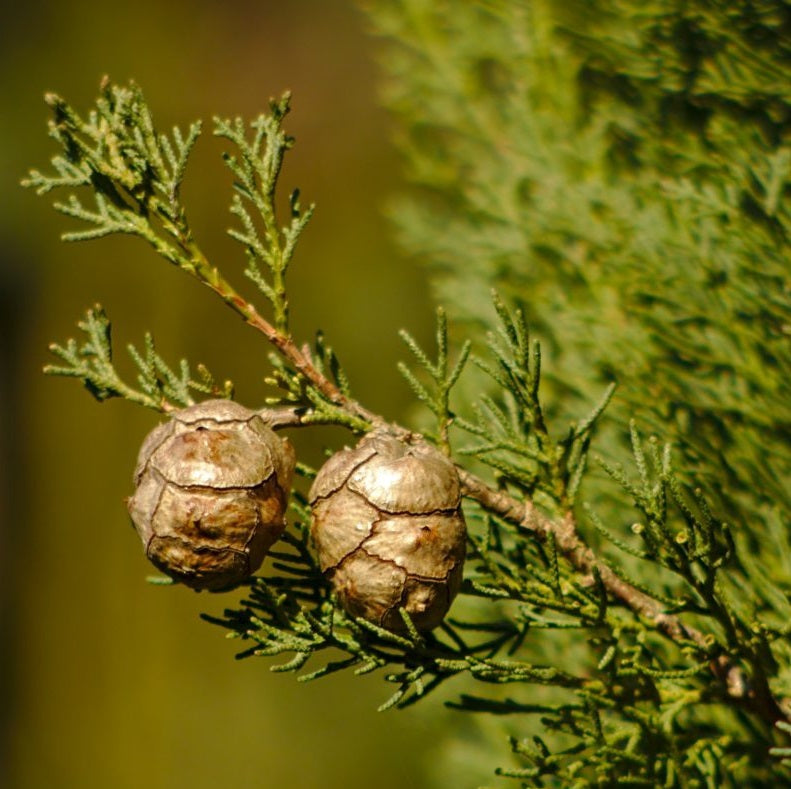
[26,37,791,783]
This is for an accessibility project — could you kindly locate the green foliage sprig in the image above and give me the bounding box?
[45,304,233,411]
[398,306,471,452]
[25,78,790,788]
[215,96,314,333]
[25,80,201,250]
[456,296,616,512]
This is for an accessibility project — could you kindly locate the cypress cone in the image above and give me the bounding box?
[128,399,295,591]
[310,431,467,631]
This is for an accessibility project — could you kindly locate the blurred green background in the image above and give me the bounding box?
[0,2,448,787]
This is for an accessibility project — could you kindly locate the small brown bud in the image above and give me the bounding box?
[128,399,295,591]
[309,431,466,631]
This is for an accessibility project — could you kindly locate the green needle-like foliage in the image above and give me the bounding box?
[45,304,233,411]
[24,79,201,250]
[25,26,791,784]
[399,306,471,451]
[215,95,314,333]
[457,297,615,512]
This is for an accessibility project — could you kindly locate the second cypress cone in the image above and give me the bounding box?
[309,430,467,631]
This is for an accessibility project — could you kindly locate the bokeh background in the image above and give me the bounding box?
[0,3,451,787]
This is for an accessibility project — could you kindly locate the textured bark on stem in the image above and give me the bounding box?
[455,468,787,726]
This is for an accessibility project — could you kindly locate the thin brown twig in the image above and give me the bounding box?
[182,242,384,429]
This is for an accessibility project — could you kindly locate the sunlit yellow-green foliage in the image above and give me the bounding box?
[1,3,439,788]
